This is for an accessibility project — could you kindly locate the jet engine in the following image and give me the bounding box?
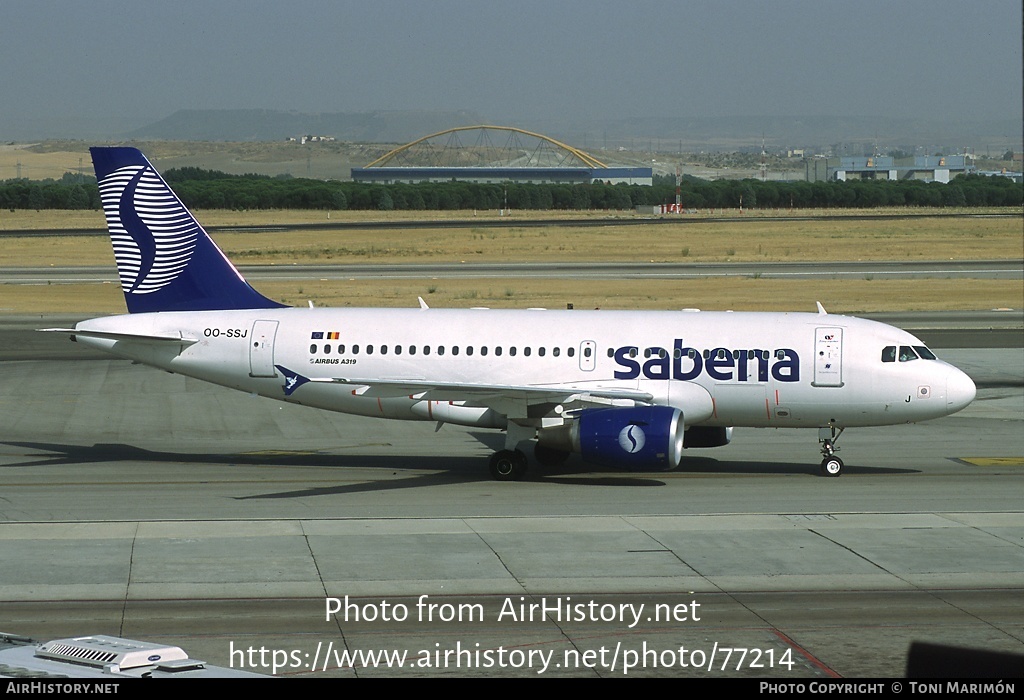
[538,405,686,471]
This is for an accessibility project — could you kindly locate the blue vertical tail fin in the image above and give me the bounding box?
[90,147,285,313]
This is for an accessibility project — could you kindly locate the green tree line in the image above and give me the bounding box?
[2,170,1020,212]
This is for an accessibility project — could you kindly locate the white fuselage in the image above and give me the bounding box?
[72,307,976,431]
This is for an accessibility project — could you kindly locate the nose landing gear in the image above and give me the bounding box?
[819,425,845,477]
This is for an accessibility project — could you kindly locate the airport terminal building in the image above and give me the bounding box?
[832,155,973,183]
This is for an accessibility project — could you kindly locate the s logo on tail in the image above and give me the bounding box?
[98,164,199,295]
[90,147,285,314]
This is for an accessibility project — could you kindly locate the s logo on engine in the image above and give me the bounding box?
[618,424,646,454]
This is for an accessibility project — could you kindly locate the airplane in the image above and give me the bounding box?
[42,147,977,481]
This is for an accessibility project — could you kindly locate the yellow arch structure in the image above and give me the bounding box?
[364,125,608,169]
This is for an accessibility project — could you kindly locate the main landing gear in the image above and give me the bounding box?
[489,449,528,481]
[488,442,571,481]
[818,425,845,477]
[488,422,535,482]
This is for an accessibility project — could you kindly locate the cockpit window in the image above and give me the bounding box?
[881,346,896,363]
[899,346,919,362]
[914,346,937,360]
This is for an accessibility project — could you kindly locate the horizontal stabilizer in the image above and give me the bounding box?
[39,328,198,345]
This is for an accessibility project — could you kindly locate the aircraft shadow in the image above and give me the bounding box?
[468,432,921,478]
[0,440,919,501]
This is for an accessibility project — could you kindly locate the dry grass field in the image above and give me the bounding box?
[1,211,1020,267]
[0,141,371,181]
[1,213,1020,315]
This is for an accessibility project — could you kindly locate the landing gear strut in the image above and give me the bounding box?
[818,425,845,477]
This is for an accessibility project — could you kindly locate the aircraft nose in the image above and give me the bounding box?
[945,366,976,414]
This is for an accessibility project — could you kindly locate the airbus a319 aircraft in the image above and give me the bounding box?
[44,147,977,480]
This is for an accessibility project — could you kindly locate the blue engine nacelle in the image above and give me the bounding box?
[571,405,685,471]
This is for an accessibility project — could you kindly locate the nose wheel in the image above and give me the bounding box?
[820,454,844,476]
[818,425,845,477]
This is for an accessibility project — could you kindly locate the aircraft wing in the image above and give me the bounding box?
[312,376,653,406]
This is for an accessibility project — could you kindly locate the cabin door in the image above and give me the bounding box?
[249,320,279,378]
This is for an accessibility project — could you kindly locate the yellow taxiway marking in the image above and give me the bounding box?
[958,457,1024,467]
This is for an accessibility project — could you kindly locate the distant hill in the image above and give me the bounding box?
[127,109,1020,156]
[129,109,487,143]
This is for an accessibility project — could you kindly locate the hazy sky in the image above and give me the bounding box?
[1,0,1021,136]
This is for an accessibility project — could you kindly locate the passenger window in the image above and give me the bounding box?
[324,344,331,354]
[553,347,560,357]
[367,345,374,355]
[606,348,614,358]
[394,345,400,355]
[466,347,474,356]
[495,347,503,356]
[899,346,918,362]
[717,349,727,360]
[628,348,637,358]
[524,347,532,357]
[408,346,415,355]
[380,345,388,355]
[452,346,460,356]
[538,347,546,357]
[480,346,488,356]
[423,346,430,355]
[352,344,359,354]
[914,346,937,360]
[510,347,517,356]
[437,346,444,356]
[309,344,317,354]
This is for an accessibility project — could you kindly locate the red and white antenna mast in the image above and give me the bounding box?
[760,133,767,182]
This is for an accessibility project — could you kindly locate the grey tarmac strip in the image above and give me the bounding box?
[3,210,1019,238]
[2,259,1022,284]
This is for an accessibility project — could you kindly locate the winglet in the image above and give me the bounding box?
[816,301,828,315]
[418,296,430,310]
[91,147,285,314]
